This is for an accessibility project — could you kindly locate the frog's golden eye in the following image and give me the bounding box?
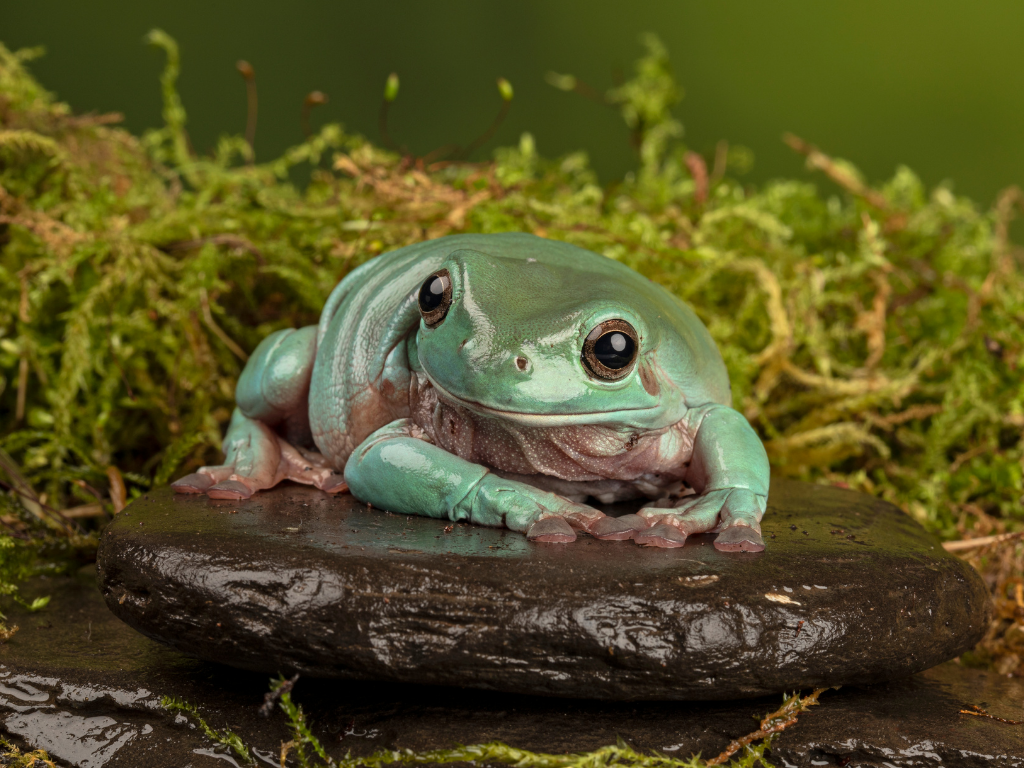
[582,319,639,380]
[418,269,452,327]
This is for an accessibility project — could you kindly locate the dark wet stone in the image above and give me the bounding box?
[1,571,1020,768]
[95,479,989,701]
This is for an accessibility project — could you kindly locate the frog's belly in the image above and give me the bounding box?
[409,375,694,493]
[491,470,686,504]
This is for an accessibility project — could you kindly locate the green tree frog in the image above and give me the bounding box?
[173,233,769,551]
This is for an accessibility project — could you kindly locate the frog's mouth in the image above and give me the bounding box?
[420,371,659,427]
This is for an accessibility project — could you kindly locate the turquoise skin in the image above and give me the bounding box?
[173,233,770,551]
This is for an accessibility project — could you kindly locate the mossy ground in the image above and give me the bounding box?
[0,30,1022,763]
[157,679,827,768]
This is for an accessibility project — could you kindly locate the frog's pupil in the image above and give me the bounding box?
[595,331,635,369]
[419,276,445,312]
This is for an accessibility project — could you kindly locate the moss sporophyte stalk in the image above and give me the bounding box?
[0,25,1022,754]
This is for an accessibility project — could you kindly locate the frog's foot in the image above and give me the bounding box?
[713,522,764,552]
[588,514,649,541]
[634,523,688,548]
[474,475,607,545]
[172,466,236,495]
[170,473,215,494]
[637,488,766,552]
[527,510,642,543]
[526,516,577,543]
[280,443,348,494]
[171,414,346,499]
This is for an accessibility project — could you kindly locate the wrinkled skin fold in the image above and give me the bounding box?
[174,233,770,552]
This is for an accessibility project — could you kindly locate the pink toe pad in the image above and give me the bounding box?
[634,523,687,548]
[527,517,576,544]
[590,514,647,540]
[171,473,214,494]
[714,525,765,553]
[207,480,253,500]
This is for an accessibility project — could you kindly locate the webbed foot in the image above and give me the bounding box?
[589,514,648,541]
[634,523,687,548]
[713,523,765,552]
[170,473,214,494]
[475,475,604,543]
[527,517,577,543]
[319,473,349,494]
[171,410,346,500]
[638,488,767,552]
[207,480,253,500]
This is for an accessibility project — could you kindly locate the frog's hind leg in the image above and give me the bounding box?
[172,408,348,499]
[171,325,349,499]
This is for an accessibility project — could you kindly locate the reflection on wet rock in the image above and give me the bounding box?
[4,710,150,768]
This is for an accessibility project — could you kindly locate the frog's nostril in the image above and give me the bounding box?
[515,356,528,372]
[458,338,470,353]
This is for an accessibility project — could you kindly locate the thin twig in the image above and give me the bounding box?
[65,111,124,128]
[707,688,829,765]
[784,133,888,209]
[15,355,27,422]
[106,466,127,514]
[260,674,299,717]
[0,451,76,535]
[199,288,248,361]
[960,704,1023,725]
[61,504,105,519]
[684,151,708,205]
[944,531,1024,553]
[162,234,265,264]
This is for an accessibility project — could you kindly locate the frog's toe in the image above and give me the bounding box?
[319,473,349,494]
[590,514,648,540]
[207,480,253,500]
[714,524,765,553]
[634,523,688,548]
[527,516,577,544]
[171,473,214,494]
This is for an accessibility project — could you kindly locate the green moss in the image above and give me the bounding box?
[0,735,57,767]
[0,32,1021,555]
[161,696,252,764]
[163,678,828,768]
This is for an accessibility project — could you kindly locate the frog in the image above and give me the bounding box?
[172,233,770,551]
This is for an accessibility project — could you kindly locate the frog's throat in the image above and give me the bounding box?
[420,370,659,427]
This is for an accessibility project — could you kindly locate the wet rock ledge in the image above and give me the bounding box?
[95,478,989,700]
[0,570,1021,768]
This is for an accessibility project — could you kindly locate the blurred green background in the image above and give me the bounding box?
[5,0,1024,205]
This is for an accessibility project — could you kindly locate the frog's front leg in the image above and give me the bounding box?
[171,327,347,499]
[344,419,636,542]
[636,405,769,552]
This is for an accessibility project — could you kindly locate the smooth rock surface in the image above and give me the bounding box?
[96,479,989,700]
[1,571,1021,768]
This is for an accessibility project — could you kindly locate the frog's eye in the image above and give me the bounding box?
[418,269,452,327]
[582,319,639,380]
